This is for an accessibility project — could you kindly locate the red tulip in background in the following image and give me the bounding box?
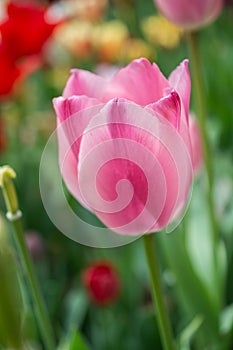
[154,0,223,30]
[0,0,60,97]
[82,261,120,306]
[0,47,42,97]
[53,58,194,235]
[0,1,57,60]
[0,46,20,96]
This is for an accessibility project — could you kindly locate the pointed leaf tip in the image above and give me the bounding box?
[0,166,16,188]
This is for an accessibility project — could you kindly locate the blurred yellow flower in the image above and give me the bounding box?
[64,0,108,22]
[54,20,94,58]
[120,38,154,63]
[93,20,129,63]
[54,18,156,64]
[142,15,183,50]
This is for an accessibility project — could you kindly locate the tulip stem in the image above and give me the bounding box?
[143,234,175,350]
[0,166,55,350]
[187,31,219,293]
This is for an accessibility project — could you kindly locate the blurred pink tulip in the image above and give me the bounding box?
[53,58,194,235]
[25,231,44,260]
[154,0,223,30]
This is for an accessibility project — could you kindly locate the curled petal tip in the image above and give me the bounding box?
[0,166,16,188]
[52,96,64,106]
[135,57,150,64]
[127,57,151,68]
[182,59,189,68]
[70,68,78,75]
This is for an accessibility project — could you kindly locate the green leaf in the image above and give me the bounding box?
[220,303,233,335]
[184,182,226,309]
[177,315,204,350]
[159,229,218,337]
[69,329,89,350]
[158,181,228,346]
[58,328,90,350]
[64,289,88,332]
[158,190,220,342]
[219,304,233,350]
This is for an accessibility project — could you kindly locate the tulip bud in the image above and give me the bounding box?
[25,231,44,261]
[0,214,24,349]
[82,261,121,306]
[154,0,223,30]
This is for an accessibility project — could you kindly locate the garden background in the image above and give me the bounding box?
[0,1,233,349]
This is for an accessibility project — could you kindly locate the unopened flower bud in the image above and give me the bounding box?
[82,261,121,306]
[25,231,44,260]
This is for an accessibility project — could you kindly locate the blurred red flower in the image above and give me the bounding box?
[0,0,61,97]
[82,261,121,306]
[0,47,20,96]
[0,46,41,98]
[0,1,57,60]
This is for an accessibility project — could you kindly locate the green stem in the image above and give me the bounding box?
[143,234,175,350]
[12,219,55,350]
[0,166,55,350]
[187,31,219,297]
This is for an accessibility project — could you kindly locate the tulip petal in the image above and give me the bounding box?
[169,59,190,122]
[63,69,107,99]
[77,99,192,234]
[53,96,104,207]
[53,95,101,122]
[62,59,171,106]
[103,58,170,106]
[146,90,181,130]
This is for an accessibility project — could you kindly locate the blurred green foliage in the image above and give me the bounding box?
[0,1,233,350]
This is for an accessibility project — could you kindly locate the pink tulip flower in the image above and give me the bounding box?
[53,58,194,235]
[154,0,223,30]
